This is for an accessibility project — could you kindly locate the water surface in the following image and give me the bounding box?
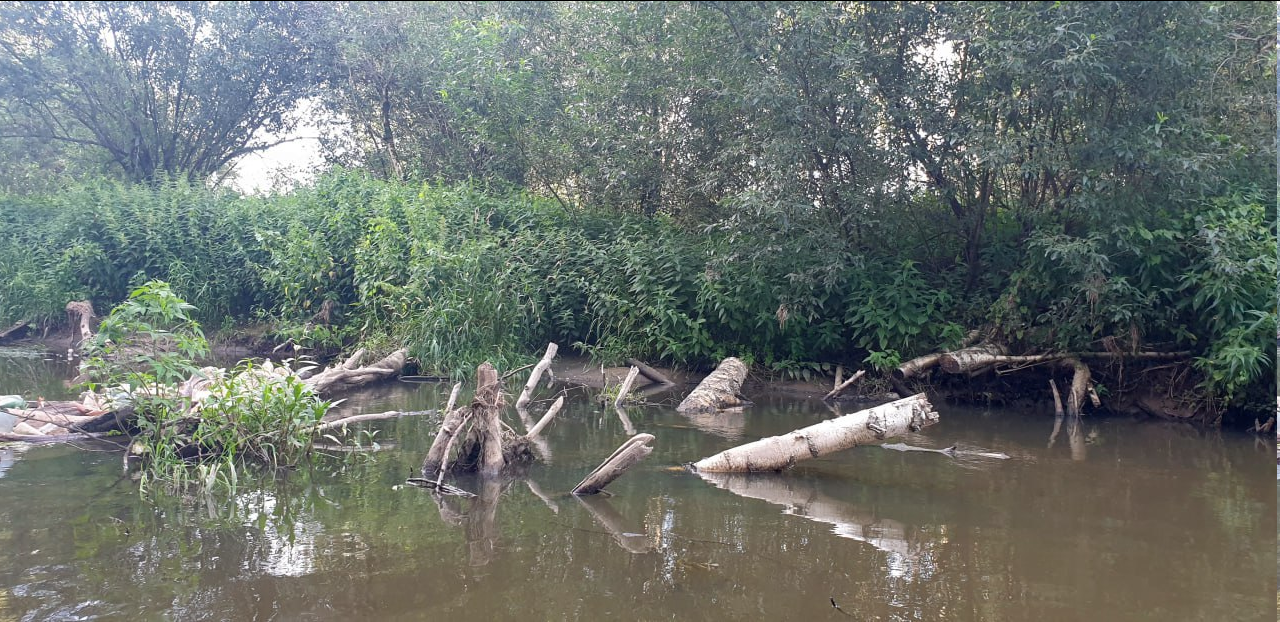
[0,350,1274,621]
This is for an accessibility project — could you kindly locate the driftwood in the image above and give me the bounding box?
[822,370,865,401]
[305,348,408,396]
[516,342,558,410]
[572,433,655,495]
[315,409,435,433]
[625,358,674,386]
[939,342,1009,374]
[614,366,641,407]
[692,394,939,473]
[677,357,750,413]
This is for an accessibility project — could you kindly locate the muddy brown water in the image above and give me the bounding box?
[0,349,1275,621]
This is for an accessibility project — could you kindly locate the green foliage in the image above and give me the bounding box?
[0,1,330,182]
[82,280,209,392]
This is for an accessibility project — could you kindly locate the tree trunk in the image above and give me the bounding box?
[677,357,749,413]
[516,342,558,410]
[693,393,939,473]
[65,300,94,347]
[893,354,942,382]
[572,433,655,495]
[615,366,641,407]
[939,343,1008,374]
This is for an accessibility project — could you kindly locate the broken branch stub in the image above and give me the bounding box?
[572,433,655,495]
[693,393,939,473]
[516,342,558,410]
[677,357,749,413]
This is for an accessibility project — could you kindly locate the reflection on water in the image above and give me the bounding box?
[0,351,1275,621]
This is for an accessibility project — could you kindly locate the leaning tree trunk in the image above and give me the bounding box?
[677,357,749,413]
[572,434,655,495]
[692,393,939,473]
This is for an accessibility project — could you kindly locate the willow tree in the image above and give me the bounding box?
[0,1,330,183]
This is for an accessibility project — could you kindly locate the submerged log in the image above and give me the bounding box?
[692,393,939,473]
[677,357,750,413]
[314,409,435,433]
[576,494,652,553]
[939,343,1009,374]
[572,433,655,495]
[516,342,558,410]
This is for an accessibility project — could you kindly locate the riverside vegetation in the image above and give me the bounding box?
[0,1,1273,426]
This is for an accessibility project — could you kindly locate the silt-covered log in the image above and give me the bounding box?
[677,357,750,413]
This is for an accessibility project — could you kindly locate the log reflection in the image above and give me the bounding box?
[697,472,919,561]
[575,494,653,554]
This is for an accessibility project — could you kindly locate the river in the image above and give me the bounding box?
[0,348,1274,621]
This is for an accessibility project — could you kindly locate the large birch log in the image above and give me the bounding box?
[572,433,655,495]
[692,393,939,473]
[516,343,558,410]
[893,354,942,382]
[939,343,1009,374]
[677,357,749,413]
[305,348,408,396]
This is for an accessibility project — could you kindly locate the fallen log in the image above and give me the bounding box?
[572,433,655,495]
[893,354,942,382]
[305,348,408,396]
[0,320,28,343]
[939,343,1008,374]
[525,396,565,439]
[822,370,865,401]
[516,342,558,410]
[677,357,750,413]
[692,393,939,473]
[625,358,674,386]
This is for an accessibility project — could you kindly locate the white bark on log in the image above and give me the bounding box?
[525,396,564,439]
[693,393,939,473]
[677,357,749,413]
[65,300,95,346]
[516,343,558,410]
[939,343,1009,373]
[822,370,866,401]
[314,409,434,433]
[1061,357,1091,417]
[305,348,408,396]
[614,366,641,408]
[445,382,462,413]
[421,409,470,477]
[893,354,942,382]
[572,433,655,495]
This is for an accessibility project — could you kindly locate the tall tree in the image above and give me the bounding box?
[0,1,329,183]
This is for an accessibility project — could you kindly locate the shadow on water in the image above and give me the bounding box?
[0,349,1275,621]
